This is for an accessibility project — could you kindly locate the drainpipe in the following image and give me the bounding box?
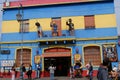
[0,1,3,71]
[0,1,3,57]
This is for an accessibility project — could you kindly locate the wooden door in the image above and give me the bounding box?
[84,46,101,66]
[16,48,31,67]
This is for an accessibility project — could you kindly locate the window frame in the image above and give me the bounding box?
[19,19,29,33]
[84,15,95,29]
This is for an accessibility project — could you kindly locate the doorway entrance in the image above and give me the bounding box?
[44,57,71,76]
[43,47,71,76]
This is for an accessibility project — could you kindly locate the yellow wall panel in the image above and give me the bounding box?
[2,21,19,33]
[29,18,51,31]
[2,14,116,33]
[95,14,116,28]
[61,16,85,30]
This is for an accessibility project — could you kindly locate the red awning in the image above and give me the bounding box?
[41,52,71,57]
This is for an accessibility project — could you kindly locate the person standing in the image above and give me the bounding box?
[97,62,108,80]
[27,64,32,79]
[20,63,26,79]
[48,64,56,80]
[88,62,93,80]
[86,63,90,77]
[70,66,74,79]
[97,63,103,79]
[36,63,41,78]
[113,65,118,72]
[11,67,15,80]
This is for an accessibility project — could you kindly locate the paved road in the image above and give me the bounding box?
[0,77,97,80]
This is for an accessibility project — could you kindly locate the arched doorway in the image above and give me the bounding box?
[42,47,71,76]
[16,48,31,67]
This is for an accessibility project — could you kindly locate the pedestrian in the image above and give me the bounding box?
[13,63,17,78]
[113,65,118,72]
[70,66,74,79]
[20,63,26,79]
[97,63,103,79]
[86,63,90,77]
[97,62,108,80]
[36,63,41,78]
[11,66,15,80]
[26,64,32,79]
[88,62,93,80]
[48,64,56,80]
[118,71,120,80]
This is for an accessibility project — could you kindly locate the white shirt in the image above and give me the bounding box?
[113,66,118,72]
[49,66,56,73]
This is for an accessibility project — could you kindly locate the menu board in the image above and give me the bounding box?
[0,60,15,67]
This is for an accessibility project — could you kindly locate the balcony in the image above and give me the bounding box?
[37,34,76,45]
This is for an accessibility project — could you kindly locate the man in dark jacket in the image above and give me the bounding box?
[97,63,108,80]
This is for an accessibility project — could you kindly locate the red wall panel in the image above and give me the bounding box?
[4,0,92,8]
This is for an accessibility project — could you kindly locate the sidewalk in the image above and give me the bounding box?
[0,77,97,80]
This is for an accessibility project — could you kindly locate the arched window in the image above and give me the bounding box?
[84,46,101,66]
[16,48,31,67]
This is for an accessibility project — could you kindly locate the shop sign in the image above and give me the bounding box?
[0,60,15,67]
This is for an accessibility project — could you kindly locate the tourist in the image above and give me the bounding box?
[48,64,56,80]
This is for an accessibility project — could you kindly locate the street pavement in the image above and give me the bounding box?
[0,77,98,80]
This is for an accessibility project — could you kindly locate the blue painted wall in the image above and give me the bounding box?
[1,1,118,70]
[1,27,117,42]
[3,1,114,21]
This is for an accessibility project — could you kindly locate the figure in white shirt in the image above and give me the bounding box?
[113,65,118,72]
[48,64,56,80]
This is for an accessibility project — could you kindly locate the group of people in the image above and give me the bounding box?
[97,62,120,80]
[11,63,32,80]
[10,63,41,80]
[69,61,93,80]
[10,63,57,80]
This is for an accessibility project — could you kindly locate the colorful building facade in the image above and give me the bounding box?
[0,0,119,77]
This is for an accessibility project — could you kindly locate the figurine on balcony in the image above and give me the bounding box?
[35,22,43,38]
[50,21,58,37]
[66,18,74,36]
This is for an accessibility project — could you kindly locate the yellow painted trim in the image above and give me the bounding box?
[82,44,103,67]
[76,36,117,41]
[0,36,117,44]
[42,57,44,71]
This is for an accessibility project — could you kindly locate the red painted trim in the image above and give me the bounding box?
[4,0,98,8]
[42,53,71,57]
